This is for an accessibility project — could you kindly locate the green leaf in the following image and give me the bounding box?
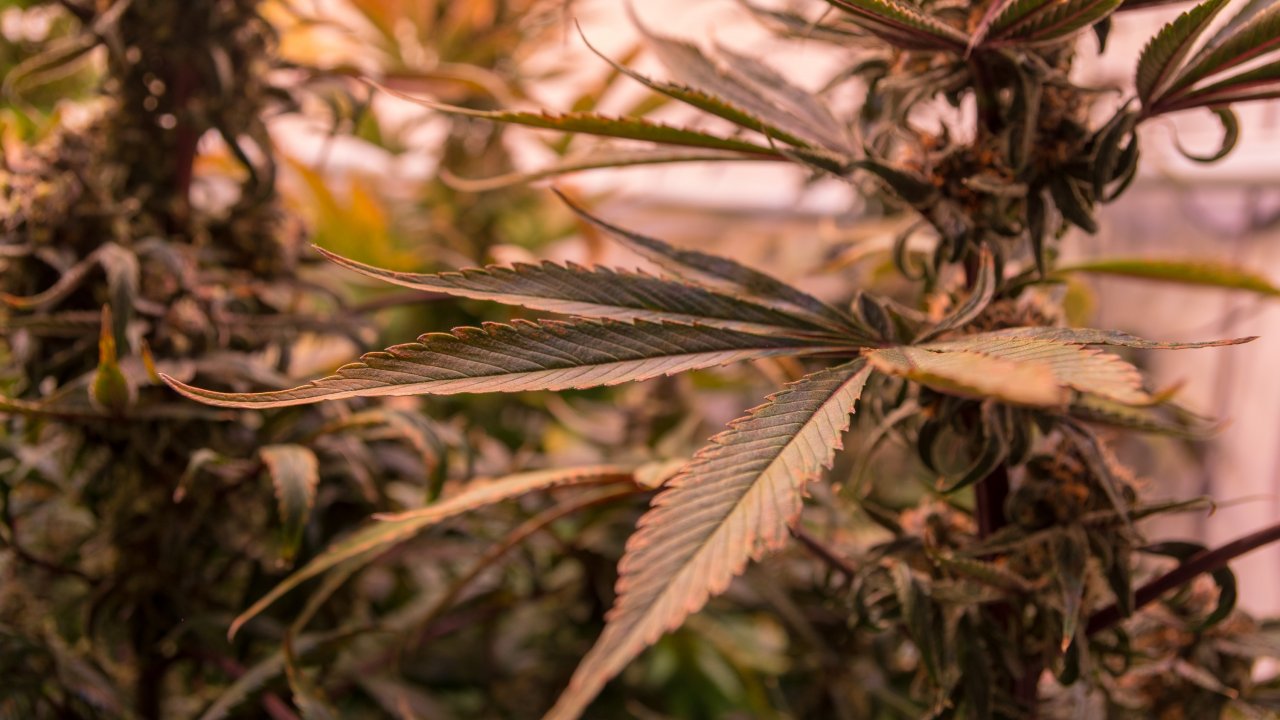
[1056,256,1280,296]
[991,0,1124,43]
[259,444,321,565]
[1164,3,1280,96]
[545,360,872,720]
[441,145,765,192]
[313,247,839,337]
[1068,394,1219,437]
[866,345,1070,406]
[162,318,847,409]
[228,466,637,639]
[1135,0,1231,104]
[554,190,868,339]
[823,0,969,51]
[369,81,782,157]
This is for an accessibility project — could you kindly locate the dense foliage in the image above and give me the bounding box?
[7,0,1280,718]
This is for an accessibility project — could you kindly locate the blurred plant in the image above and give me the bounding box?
[169,0,1280,717]
[0,0,640,717]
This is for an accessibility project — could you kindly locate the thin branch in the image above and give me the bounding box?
[791,525,858,579]
[1087,520,1280,635]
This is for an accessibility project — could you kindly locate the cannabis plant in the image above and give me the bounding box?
[169,0,1280,717]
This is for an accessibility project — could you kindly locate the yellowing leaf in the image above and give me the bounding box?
[866,345,1069,406]
[1056,257,1280,297]
[545,360,872,719]
[229,465,637,639]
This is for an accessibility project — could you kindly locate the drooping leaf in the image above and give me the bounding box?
[1142,541,1238,630]
[866,345,1069,406]
[553,190,868,338]
[1172,107,1241,162]
[823,0,968,51]
[441,145,766,192]
[1135,0,1231,104]
[917,248,997,342]
[369,82,782,156]
[1056,256,1280,295]
[1055,525,1090,651]
[923,334,1151,404]
[545,359,873,720]
[313,247,839,337]
[259,444,321,565]
[228,466,637,639]
[162,319,847,409]
[0,242,138,312]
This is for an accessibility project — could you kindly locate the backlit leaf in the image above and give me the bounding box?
[162,319,848,409]
[313,247,838,337]
[228,466,637,639]
[545,359,872,719]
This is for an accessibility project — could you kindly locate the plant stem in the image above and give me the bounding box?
[1087,520,1280,635]
[791,526,858,579]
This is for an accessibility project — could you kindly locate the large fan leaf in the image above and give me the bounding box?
[1135,0,1230,104]
[554,190,869,339]
[228,466,637,639]
[865,345,1070,406]
[312,248,838,337]
[162,319,849,409]
[923,334,1150,404]
[823,0,968,50]
[545,359,872,720]
[371,83,782,156]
